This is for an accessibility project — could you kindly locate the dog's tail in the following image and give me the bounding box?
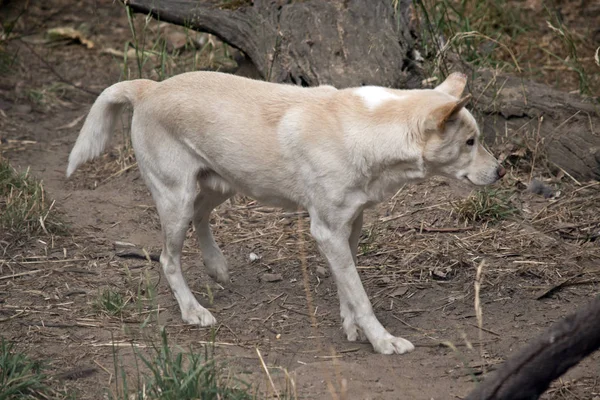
[66,79,155,177]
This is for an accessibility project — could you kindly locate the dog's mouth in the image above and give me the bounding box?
[461,173,500,186]
[461,174,474,185]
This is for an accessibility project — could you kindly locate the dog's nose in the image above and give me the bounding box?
[497,165,506,179]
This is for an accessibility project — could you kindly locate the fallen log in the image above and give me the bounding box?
[465,295,600,400]
[471,70,600,181]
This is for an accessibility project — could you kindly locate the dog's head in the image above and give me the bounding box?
[421,73,505,186]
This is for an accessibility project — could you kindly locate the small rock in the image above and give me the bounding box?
[390,286,409,298]
[249,252,261,262]
[316,266,329,277]
[261,273,282,282]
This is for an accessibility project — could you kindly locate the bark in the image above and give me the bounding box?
[466,295,600,400]
[123,0,420,89]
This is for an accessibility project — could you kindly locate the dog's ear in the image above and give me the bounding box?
[428,94,472,132]
[434,72,467,98]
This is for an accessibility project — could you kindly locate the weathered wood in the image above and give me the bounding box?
[123,0,419,89]
[465,295,600,400]
[470,70,600,181]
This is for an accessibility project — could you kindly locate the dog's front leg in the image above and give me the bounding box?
[310,212,414,355]
[340,210,363,341]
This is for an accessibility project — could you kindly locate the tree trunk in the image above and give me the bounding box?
[465,295,600,400]
[124,0,420,89]
[123,0,599,181]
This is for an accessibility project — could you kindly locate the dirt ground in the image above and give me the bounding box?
[1,1,599,399]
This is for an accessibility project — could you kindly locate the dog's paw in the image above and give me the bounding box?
[341,303,363,341]
[204,256,230,284]
[182,305,217,327]
[208,268,230,285]
[343,322,368,342]
[345,325,359,342]
[372,336,415,355]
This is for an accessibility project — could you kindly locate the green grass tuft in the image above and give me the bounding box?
[110,329,253,400]
[94,288,128,317]
[454,188,519,223]
[0,339,48,400]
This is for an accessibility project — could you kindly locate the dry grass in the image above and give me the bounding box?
[0,156,66,240]
[68,123,137,188]
[413,0,600,95]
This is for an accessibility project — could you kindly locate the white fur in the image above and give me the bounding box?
[354,86,402,110]
[67,71,502,355]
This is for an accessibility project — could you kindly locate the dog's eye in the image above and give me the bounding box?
[466,138,475,146]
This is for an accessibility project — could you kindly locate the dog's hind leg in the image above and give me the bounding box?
[133,128,216,326]
[193,186,233,284]
[153,178,216,326]
[150,178,216,326]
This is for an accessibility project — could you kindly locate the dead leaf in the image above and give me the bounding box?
[432,266,453,280]
[100,47,157,62]
[100,47,138,59]
[47,27,94,49]
[100,48,124,57]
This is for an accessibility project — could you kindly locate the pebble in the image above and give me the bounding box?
[261,273,283,282]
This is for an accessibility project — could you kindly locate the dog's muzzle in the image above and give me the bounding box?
[462,164,505,185]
